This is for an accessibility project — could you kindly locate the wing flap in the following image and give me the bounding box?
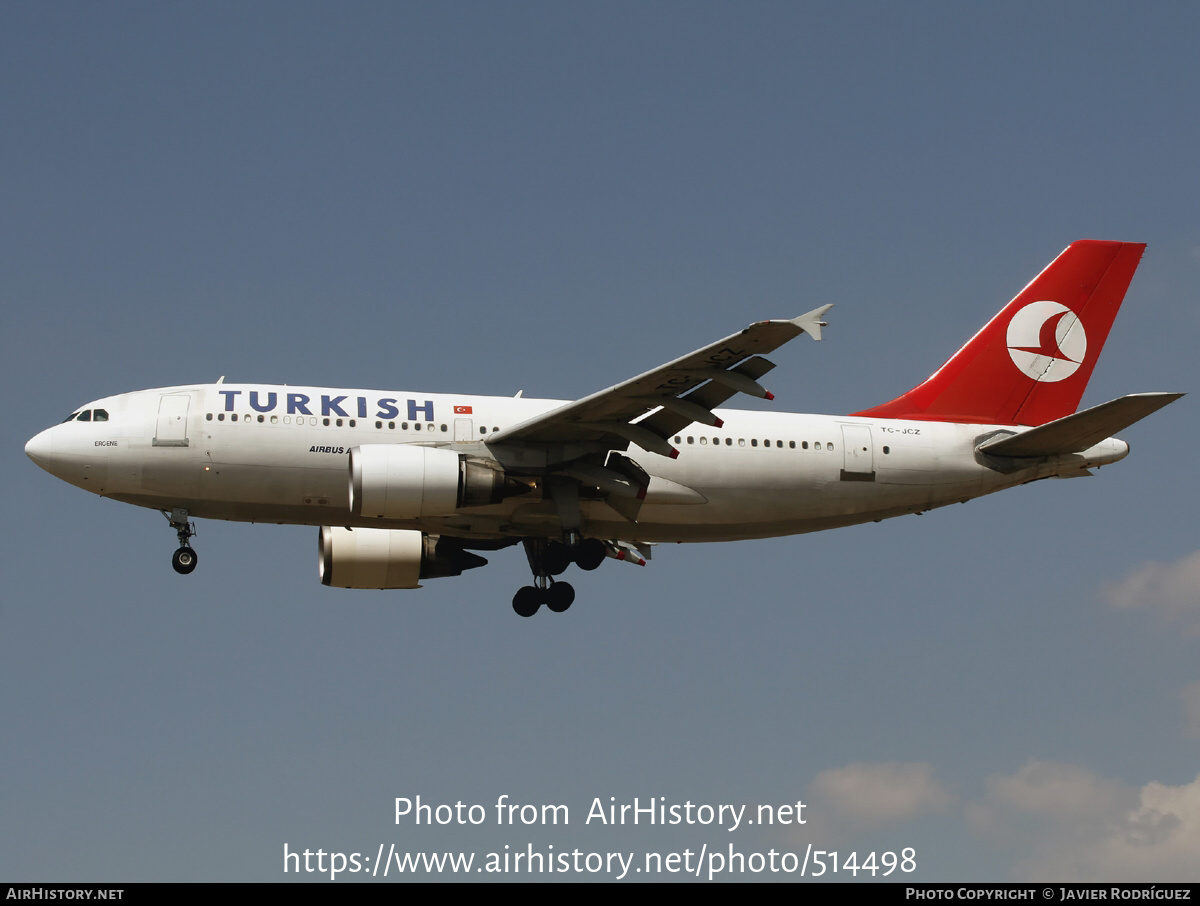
[638,356,778,439]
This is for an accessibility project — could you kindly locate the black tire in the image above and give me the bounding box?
[542,542,571,576]
[545,581,575,613]
[512,586,542,617]
[172,547,198,575]
[575,538,606,571]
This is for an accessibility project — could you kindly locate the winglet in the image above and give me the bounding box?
[792,305,833,341]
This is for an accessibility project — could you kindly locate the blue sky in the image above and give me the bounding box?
[3,1,1199,882]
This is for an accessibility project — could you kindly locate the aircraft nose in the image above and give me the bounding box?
[25,427,55,469]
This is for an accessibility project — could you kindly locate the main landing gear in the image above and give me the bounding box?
[540,537,606,574]
[512,537,606,617]
[164,508,198,575]
[512,577,575,617]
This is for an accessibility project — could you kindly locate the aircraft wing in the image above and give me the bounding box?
[486,306,832,460]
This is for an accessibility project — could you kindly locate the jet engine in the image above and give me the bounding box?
[319,526,488,589]
[348,444,529,519]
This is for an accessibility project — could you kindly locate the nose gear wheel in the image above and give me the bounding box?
[163,508,198,575]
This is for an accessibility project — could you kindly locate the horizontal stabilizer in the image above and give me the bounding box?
[977,392,1183,457]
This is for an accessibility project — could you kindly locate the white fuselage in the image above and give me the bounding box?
[25,382,1129,544]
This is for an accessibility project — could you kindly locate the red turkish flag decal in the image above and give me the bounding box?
[454,405,473,414]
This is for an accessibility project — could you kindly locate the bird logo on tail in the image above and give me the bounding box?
[1006,300,1087,383]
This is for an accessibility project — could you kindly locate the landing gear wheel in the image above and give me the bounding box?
[542,542,571,576]
[512,585,542,617]
[172,546,198,575]
[165,509,198,575]
[545,581,575,613]
[575,538,606,571]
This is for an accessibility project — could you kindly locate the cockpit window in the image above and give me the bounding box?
[93,409,109,422]
[62,412,79,423]
[76,410,92,422]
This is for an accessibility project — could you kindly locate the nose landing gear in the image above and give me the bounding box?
[164,508,198,575]
[171,546,198,574]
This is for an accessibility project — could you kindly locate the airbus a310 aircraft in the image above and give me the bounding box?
[26,240,1181,616]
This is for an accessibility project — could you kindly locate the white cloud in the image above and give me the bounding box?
[986,759,1128,819]
[1020,773,1200,881]
[1104,551,1200,633]
[979,761,1200,881]
[810,762,952,827]
[803,759,1200,880]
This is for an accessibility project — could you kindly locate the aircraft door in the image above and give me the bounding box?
[453,418,474,442]
[840,424,875,481]
[154,393,192,447]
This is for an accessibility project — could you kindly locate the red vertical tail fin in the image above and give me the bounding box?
[852,240,1146,426]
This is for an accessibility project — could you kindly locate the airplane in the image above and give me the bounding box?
[25,240,1182,617]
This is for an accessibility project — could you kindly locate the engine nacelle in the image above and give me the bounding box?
[319,527,488,589]
[348,444,527,519]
